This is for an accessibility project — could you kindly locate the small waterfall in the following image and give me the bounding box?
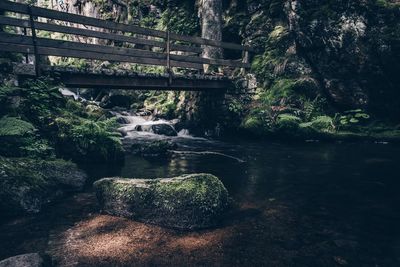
[59,88,79,100]
[114,112,194,139]
[178,129,191,137]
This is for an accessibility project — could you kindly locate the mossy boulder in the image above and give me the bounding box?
[0,157,87,215]
[94,173,230,230]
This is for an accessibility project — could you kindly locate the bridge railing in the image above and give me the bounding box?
[0,0,253,77]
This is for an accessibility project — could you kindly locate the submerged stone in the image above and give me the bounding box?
[130,140,177,157]
[0,253,44,267]
[94,173,229,230]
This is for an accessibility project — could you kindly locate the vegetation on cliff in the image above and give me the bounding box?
[0,78,123,162]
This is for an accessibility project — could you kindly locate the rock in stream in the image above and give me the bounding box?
[94,173,229,230]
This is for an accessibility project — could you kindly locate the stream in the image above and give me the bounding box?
[1,113,400,266]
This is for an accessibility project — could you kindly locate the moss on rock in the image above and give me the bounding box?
[0,157,87,215]
[94,174,229,230]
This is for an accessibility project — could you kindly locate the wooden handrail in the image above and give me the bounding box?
[0,0,253,74]
[0,0,253,52]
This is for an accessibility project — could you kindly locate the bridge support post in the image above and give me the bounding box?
[28,5,40,77]
[166,30,172,86]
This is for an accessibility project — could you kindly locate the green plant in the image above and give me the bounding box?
[275,113,302,132]
[19,78,64,131]
[56,117,123,162]
[336,109,370,130]
[228,99,244,116]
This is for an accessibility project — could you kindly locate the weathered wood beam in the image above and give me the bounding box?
[0,16,201,54]
[0,0,253,52]
[0,33,250,68]
[54,73,231,91]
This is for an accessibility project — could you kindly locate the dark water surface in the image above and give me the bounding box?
[1,138,400,266]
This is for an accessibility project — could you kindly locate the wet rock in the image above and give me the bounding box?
[100,94,133,109]
[94,173,229,230]
[130,140,177,157]
[0,253,44,267]
[115,116,131,124]
[134,123,177,136]
[0,157,87,215]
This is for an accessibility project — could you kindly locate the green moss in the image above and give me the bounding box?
[144,92,178,118]
[154,174,226,207]
[94,174,229,229]
[0,156,86,214]
[0,156,49,189]
[375,0,400,8]
[0,117,35,137]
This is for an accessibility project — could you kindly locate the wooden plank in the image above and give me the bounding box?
[0,32,249,68]
[0,32,167,60]
[0,1,167,38]
[0,15,30,28]
[0,42,33,54]
[0,0,28,14]
[0,16,202,53]
[0,41,203,69]
[57,73,231,91]
[0,1,253,52]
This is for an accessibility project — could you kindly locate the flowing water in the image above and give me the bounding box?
[1,114,400,266]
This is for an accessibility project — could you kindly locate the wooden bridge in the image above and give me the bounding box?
[0,0,253,91]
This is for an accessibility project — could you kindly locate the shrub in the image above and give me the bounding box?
[275,114,302,132]
[241,115,268,136]
[0,116,53,158]
[56,117,123,162]
[300,116,335,133]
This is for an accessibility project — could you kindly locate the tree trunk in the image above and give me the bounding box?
[198,0,223,73]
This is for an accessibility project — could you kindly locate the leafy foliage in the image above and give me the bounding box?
[55,116,122,162]
[0,116,54,158]
[0,78,122,162]
[335,109,371,130]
